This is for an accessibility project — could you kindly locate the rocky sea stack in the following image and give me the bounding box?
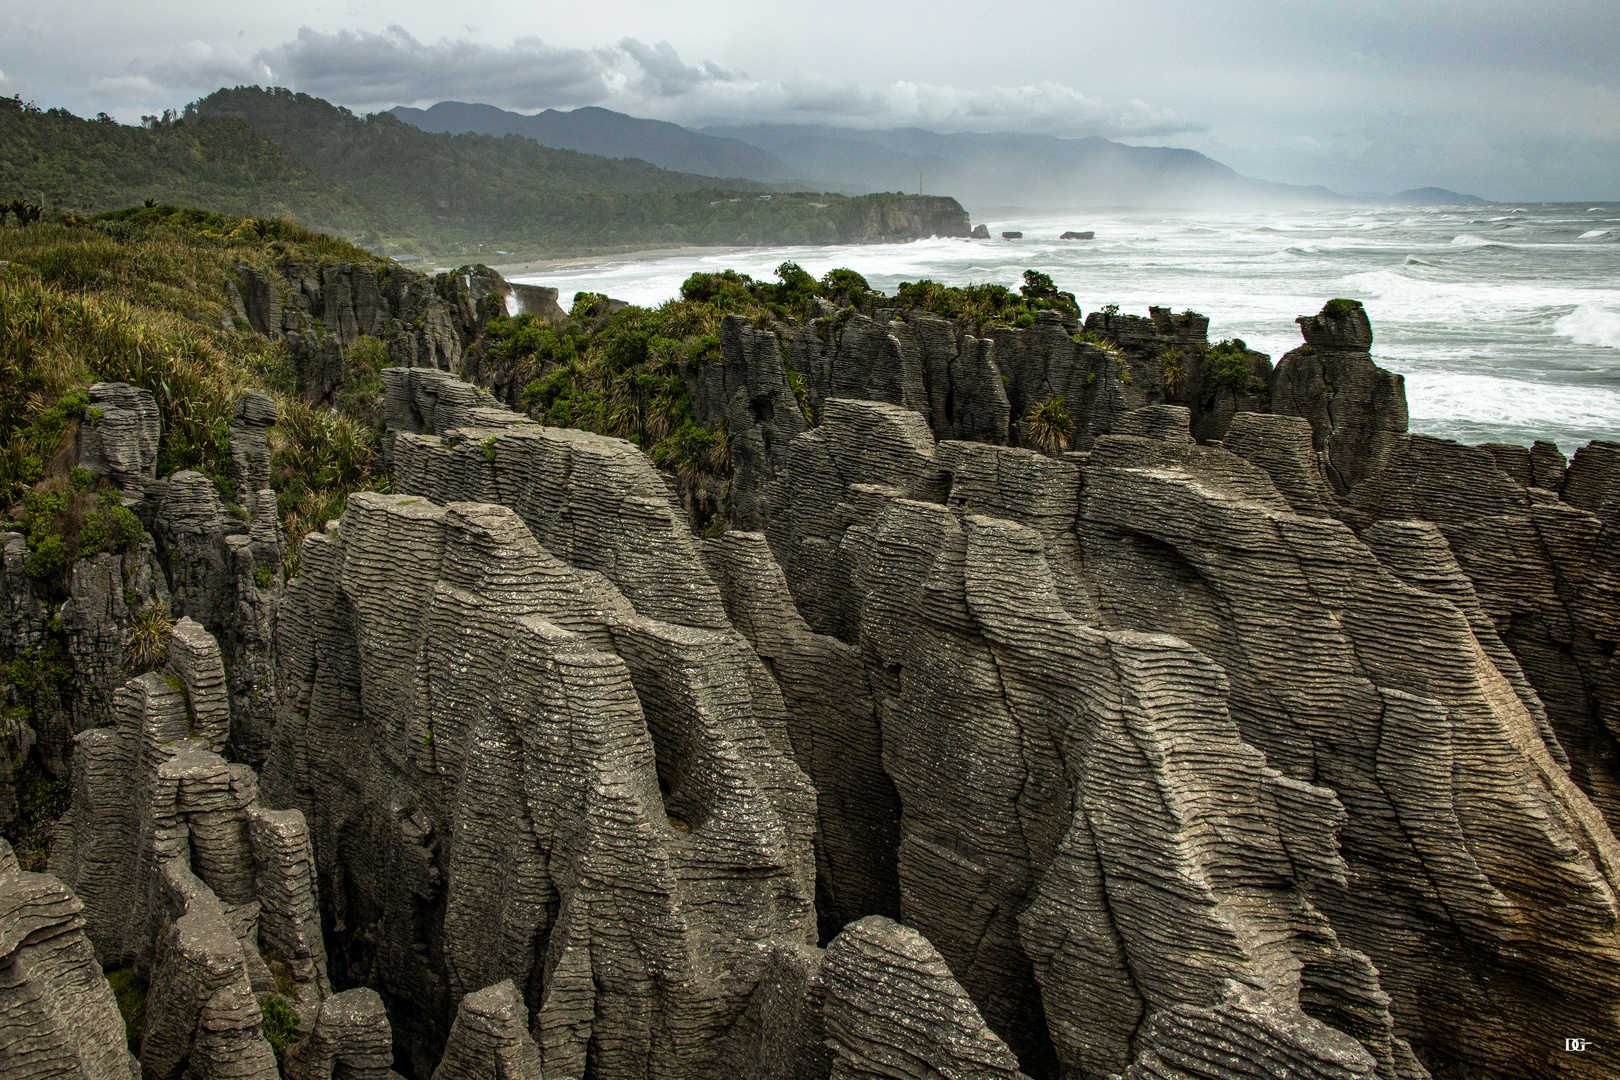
[3,257,1618,1080]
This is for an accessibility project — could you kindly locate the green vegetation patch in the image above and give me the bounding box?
[1322,298,1364,320]
[1,208,389,585]
[1161,348,1186,396]
[1206,338,1267,396]
[105,967,148,1051]
[1024,395,1072,454]
[0,96,375,238]
[260,993,300,1055]
[895,269,1077,331]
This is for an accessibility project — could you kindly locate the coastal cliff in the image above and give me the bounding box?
[3,247,1618,1080]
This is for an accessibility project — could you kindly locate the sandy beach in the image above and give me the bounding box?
[488,244,758,280]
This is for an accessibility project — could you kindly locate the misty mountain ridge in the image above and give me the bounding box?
[1389,187,1487,205]
[392,101,798,186]
[390,101,1480,209]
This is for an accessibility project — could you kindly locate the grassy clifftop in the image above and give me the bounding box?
[1,206,386,569]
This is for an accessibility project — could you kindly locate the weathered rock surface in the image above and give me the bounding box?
[1347,431,1620,839]
[1270,301,1408,495]
[0,837,138,1079]
[429,980,542,1080]
[264,490,815,1077]
[138,875,280,1080]
[78,382,161,495]
[713,942,831,1080]
[51,620,327,998]
[284,986,403,1080]
[705,531,901,938]
[822,916,1028,1080]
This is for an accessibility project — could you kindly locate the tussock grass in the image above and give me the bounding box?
[1024,395,1072,454]
[0,207,387,573]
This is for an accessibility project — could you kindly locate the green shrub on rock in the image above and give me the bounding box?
[1024,395,1072,454]
[259,993,299,1056]
[79,493,143,556]
[22,534,66,579]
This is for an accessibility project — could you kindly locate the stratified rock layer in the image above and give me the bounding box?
[0,837,138,1080]
[265,490,816,1079]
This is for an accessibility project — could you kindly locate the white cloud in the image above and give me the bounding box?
[137,40,271,90]
[126,26,1203,138]
[86,75,166,101]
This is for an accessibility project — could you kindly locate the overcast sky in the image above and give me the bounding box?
[2,1,1615,200]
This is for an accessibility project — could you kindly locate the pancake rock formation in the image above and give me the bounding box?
[4,289,1619,1080]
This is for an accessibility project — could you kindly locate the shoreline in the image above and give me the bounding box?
[488,244,759,279]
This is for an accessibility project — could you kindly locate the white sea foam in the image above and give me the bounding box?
[1450,234,1493,247]
[1340,268,1612,324]
[1578,229,1610,239]
[1554,305,1620,349]
[1399,370,1620,433]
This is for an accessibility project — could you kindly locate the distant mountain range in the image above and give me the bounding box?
[1386,187,1487,206]
[390,102,1483,210]
[392,102,796,186]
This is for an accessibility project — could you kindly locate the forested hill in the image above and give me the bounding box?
[0,96,376,238]
[194,87,775,200]
[191,87,970,257]
[2,88,973,261]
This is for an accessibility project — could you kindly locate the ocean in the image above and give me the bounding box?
[511,204,1620,454]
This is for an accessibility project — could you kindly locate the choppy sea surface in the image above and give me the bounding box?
[513,204,1620,453]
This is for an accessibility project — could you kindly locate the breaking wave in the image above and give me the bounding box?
[1554,305,1620,350]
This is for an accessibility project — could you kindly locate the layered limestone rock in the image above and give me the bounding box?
[137,865,280,1080]
[235,259,470,394]
[264,492,816,1078]
[24,285,1613,1080]
[429,980,543,1080]
[50,619,326,1006]
[1345,431,1620,838]
[843,196,971,242]
[713,942,831,1080]
[704,531,901,938]
[148,466,283,765]
[1270,301,1408,495]
[77,382,161,495]
[0,837,138,1080]
[381,366,521,440]
[4,381,282,797]
[722,393,1618,1079]
[284,986,403,1080]
[1074,410,1618,1079]
[0,379,177,784]
[821,916,1028,1080]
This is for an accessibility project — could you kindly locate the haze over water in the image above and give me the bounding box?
[515,203,1620,454]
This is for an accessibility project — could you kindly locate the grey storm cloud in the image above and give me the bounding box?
[131,25,1203,140]
[616,38,739,98]
[248,26,617,109]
